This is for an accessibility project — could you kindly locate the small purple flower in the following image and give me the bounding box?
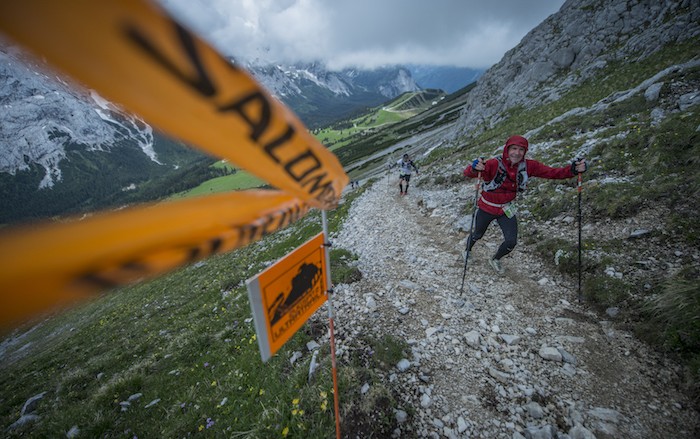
[206,418,215,429]
[204,362,209,368]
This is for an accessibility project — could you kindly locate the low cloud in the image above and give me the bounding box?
[159,0,565,69]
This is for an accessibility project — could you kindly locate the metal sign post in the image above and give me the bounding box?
[321,210,342,439]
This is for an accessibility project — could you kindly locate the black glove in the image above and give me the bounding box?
[571,158,588,174]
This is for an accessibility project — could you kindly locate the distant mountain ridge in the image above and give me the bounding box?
[243,62,422,127]
[243,62,483,127]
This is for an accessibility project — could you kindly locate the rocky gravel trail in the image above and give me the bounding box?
[329,176,699,439]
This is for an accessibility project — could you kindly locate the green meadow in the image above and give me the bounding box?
[169,160,267,199]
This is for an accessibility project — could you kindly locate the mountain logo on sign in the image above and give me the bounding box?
[267,263,322,325]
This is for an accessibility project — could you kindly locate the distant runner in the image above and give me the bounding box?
[396,154,419,196]
[463,135,587,274]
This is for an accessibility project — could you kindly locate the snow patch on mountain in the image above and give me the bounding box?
[89,91,159,164]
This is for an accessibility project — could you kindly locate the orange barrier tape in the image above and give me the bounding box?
[0,0,348,209]
[0,191,309,330]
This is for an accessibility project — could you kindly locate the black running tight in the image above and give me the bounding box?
[466,208,518,260]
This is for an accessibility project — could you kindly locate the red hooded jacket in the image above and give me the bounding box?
[463,136,574,216]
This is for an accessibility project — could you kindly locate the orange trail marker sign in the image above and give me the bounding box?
[247,232,327,362]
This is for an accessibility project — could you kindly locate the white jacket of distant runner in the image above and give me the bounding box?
[397,158,415,176]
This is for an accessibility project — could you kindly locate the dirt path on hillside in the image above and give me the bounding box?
[330,178,699,438]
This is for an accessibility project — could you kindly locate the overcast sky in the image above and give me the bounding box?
[158,0,565,70]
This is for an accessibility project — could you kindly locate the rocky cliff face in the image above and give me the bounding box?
[0,42,157,189]
[0,38,217,224]
[455,0,700,135]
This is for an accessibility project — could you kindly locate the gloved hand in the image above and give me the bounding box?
[472,157,485,171]
[571,158,588,173]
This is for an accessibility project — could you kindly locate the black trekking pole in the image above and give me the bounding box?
[577,169,583,303]
[460,171,481,295]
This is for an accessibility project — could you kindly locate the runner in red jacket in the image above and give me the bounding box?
[463,135,587,274]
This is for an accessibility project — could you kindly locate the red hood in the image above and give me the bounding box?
[502,135,529,164]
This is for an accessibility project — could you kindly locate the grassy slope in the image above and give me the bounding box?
[0,186,402,438]
[169,173,267,199]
